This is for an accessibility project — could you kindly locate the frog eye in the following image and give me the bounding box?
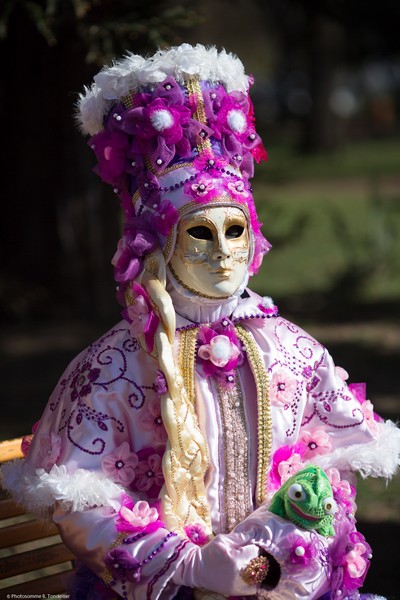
[323,497,337,515]
[288,483,306,502]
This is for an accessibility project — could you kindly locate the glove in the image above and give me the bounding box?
[172,530,260,596]
[235,505,332,599]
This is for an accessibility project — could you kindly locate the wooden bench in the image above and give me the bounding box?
[0,437,76,596]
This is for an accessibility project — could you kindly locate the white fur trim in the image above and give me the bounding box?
[313,420,400,479]
[77,44,250,135]
[1,460,124,517]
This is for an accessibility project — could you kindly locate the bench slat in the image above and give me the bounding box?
[0,438,24,463]
[0,520,59,549]
[0,542,75,579]
[2,569,74,595]
[0,497,26,519]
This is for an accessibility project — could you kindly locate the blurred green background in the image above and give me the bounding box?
[0,1,399,596]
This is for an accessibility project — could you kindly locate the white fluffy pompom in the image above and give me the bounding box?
[1,460,124,517]
[315,419,400,480]
[77,44,250,135]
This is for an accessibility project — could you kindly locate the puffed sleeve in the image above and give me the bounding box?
[1,325,191,600]
[300,344,400,480]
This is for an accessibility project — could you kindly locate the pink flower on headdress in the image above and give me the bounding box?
[270,369,297,408]
[251,143,268,163]
[101,442,139,486]
[138,397,168,444]
[184,174,218,203]
[298,428,332,459]
[227,179,250,200]
[134,448,164,496]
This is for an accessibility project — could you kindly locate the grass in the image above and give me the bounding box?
[249,138,400,306]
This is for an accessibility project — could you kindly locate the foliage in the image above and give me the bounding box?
[251,139,400,312]
[0,0,202,63]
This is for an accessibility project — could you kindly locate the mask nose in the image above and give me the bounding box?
[211,234,230,261]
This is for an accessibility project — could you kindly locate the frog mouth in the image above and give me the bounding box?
[289,502,320,522]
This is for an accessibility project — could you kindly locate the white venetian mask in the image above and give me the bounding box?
[168,205,251,299]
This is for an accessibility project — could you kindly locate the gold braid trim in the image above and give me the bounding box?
[185,76,212,155]
[101,532,128,586]
[235,324,272,505]
[179,327,199,407]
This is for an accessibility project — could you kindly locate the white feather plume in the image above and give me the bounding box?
[1,460,124,518]
[77,44,250,135]
[313,419,400,479]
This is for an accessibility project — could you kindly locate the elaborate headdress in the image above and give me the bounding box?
[78,43,269,297]
[77,44,269,535]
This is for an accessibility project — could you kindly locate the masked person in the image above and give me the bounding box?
[3,45,399,600]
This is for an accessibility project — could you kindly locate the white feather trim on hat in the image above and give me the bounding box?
[313,419,400,479]
[1,459,124,518]
[77,44,250,136]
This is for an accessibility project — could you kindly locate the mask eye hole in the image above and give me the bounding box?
[225,225,244,239]
[187,226,213,240]
[288,483,306,502]
[323,497,337,515]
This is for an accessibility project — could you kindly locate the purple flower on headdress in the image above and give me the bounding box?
[117,78,194,172]
[89,129,129,183]
[137,170,161,207]
[112,219,158,283]
[184,173,218,203]
[149,199,179,236]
